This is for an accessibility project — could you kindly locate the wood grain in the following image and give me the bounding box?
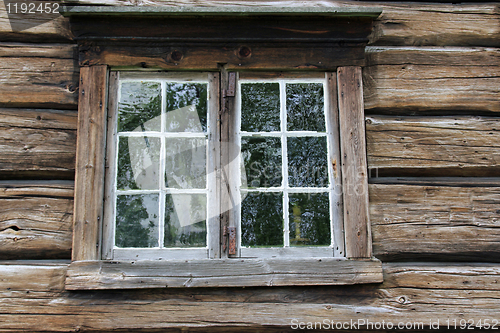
[1,262,500,331]
[0,43,79,109]
[0,181,73,259]
[337,66,371,259]
[364,46,500,112]
[366,115,500,177]
[0,108,77,178]
[70,1,500,46]
[65,258,383,289]
[0,1,73,42]
[72,65,108,261]
[370,183,500,262]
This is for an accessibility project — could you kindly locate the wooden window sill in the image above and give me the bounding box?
[65,258,383,290]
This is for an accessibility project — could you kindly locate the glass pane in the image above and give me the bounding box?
[241,192,283,247]
[165,138,206,189]
[164,194,207,247]
[241,137,282,188]
[288,137,328,187]
[117,136,161,190]
[241,83,280,132]
[288,193,330,246]
[115,194,159,248]
[165,83,208,133]
[118,81,161,132]
[286,83,325,132]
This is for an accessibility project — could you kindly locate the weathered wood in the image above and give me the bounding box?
[326,72,344,257]
[0,262,67,292]
[2,262,500,331]
[0,1,73,42]
[370,177,500,187]
[364,47,500,113]
[0,181,73,259]
[337,66,371,259]
[70,1,500,46]
[0,108,77,178]
[72,65,108,261]
[0,43,79,109]
[366,116,500,177]
[65,258,383,289]
[370,184,500,262]
[79,44,366,70]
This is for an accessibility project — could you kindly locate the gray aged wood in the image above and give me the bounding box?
[65,258,383,289]
[0,2,73,42]
[1,262,500,331]
[0,181,73,259]
[72,65,108,261]
[337,66,371,259]
[370,184,500,262]
[366,115,500,177]
[0,44,78,109]
[0,108,76,178]
[68,1,500,47]
[326,72,345,258]
[364,47,500,112]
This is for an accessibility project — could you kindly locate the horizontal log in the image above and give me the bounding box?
[370,184,500,262]
[0,181,73,259]
[6,112,499,179]
[71,1,500,46]
[2,180,499,262]
[1,262,500,331]
[0,1,73,42]
[0,108,77,178]
[65,258,383,289]
[366,116,500,177]
[0,43,79,109]
[364,47,500,112]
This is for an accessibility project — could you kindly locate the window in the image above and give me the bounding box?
[63,5,383,289]
[102,72,345,261]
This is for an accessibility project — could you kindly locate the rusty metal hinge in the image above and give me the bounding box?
[222,226,236,255]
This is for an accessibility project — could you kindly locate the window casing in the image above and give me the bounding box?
[63,5,383,289]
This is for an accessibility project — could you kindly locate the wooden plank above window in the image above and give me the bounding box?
[61,6,381,70]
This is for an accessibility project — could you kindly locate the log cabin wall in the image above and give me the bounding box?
[0,0,499,331]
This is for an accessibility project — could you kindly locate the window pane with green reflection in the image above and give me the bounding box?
[288,137,328,187]
[288,193,330,246]
[286,83,325,132]
[117,136,161,190]
[119,81,161,132]
[164,194,207,248]
[165,83,207,133]
[115,194,159,248]
[241,137,282,188]
[241,192,283,247]
[241,83,280,132]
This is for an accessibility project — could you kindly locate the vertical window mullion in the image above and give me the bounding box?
[158,81,167,248]
[280,81,290,248]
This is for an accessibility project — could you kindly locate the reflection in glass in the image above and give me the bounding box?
[241,83,280,132]
[241,192,283,247]
[117,136,161,190]
[288,137,328,187]
[288,193,330,246]
[115,194,159,248]
[241,137,282,188]
[164,194,207,247]
[165,83,208,132]
[286,83,325,132]
[165,138,206,189]
[118,81,161,132]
